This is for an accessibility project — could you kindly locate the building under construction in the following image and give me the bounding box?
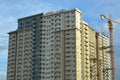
[7,8,110,80]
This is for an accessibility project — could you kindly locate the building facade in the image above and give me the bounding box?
[7,8,110,80]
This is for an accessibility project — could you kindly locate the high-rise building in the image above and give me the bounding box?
[7,8,110,80]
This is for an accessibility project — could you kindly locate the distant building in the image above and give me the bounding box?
[7,8,110,80]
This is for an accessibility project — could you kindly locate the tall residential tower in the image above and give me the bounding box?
[7,8,110,80]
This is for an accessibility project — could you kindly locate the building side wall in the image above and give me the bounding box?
[7,32,17,80]
[76,29,82,80]
[16,28,34,80]
[80,23,90,80]
[89,29,97,80]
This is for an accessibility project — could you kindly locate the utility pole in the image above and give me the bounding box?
[100,14,115,80]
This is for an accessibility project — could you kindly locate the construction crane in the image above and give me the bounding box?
[100,14,117,80]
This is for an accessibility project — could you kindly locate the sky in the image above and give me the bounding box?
[0,0,120,80]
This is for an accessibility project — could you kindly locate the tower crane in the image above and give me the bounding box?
[100,14,119,80]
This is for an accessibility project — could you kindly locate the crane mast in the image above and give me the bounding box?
[100,14,116,80]
[108,16,115,80]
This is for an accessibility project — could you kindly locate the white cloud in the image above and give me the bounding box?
[0,17,17,34]
[0,35,8,63]
[100,18,120,33]
[0,64,7,71]
[0,71,6,80]
[0,1,62,34]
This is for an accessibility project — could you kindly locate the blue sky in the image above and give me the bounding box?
[0,0,120,80]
